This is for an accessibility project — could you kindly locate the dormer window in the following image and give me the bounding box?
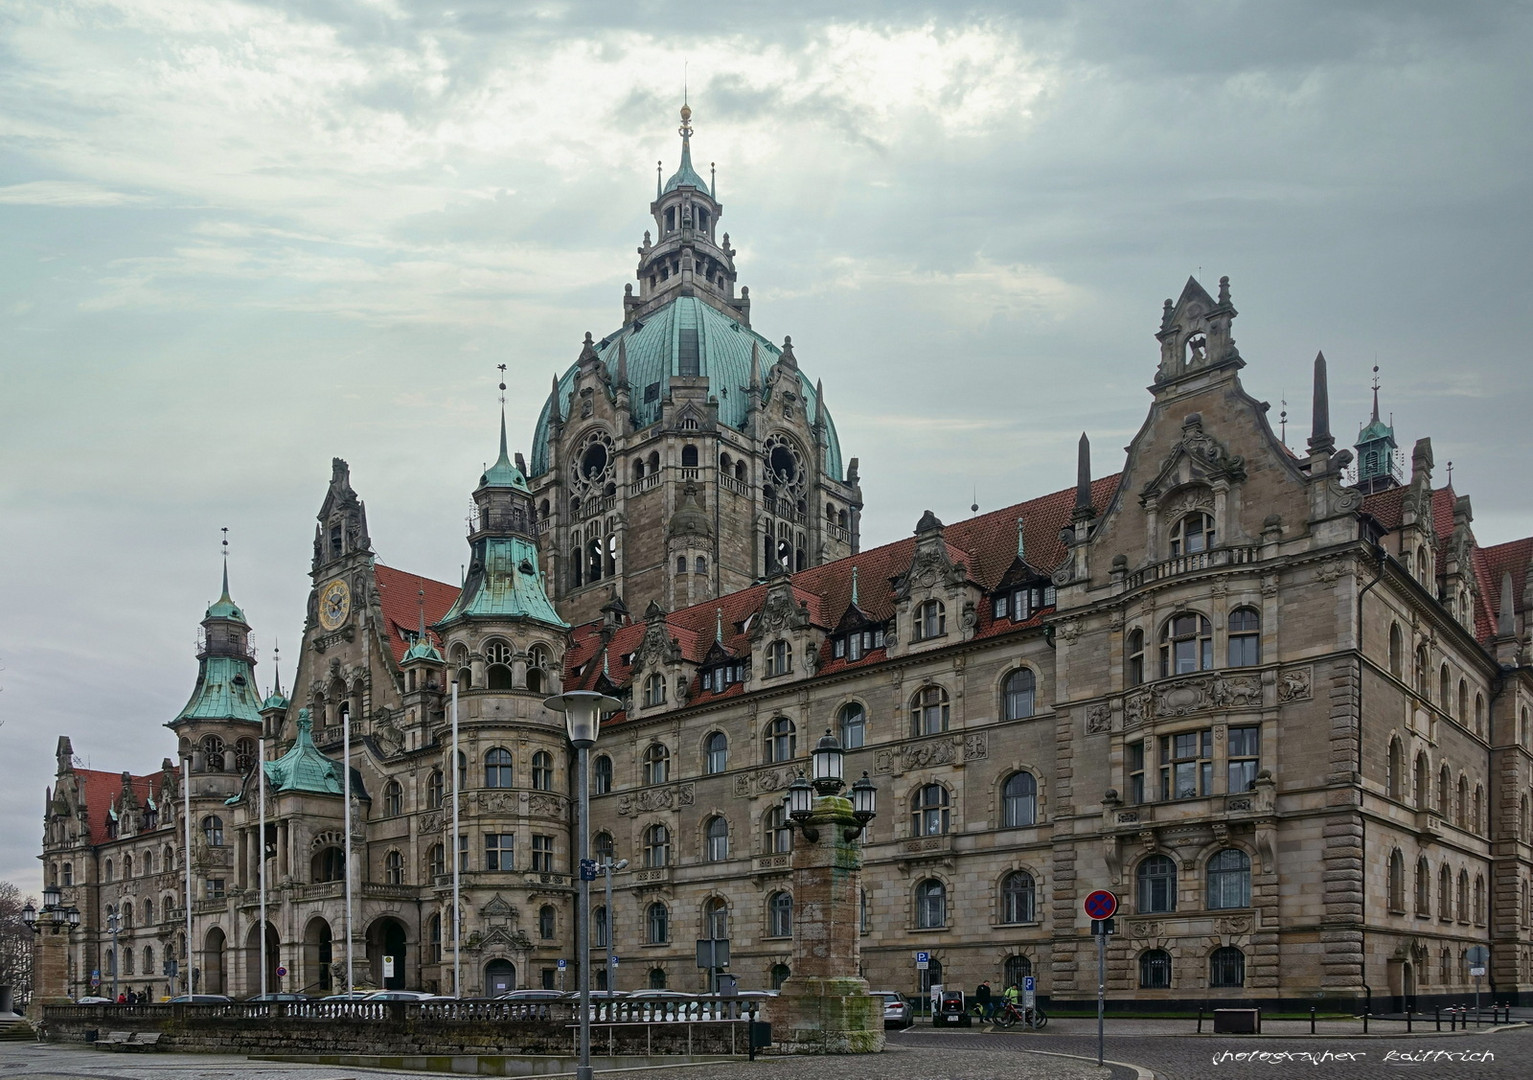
[1170,512,1215,557]
[765,640,791,677]
[833,626,886,660]
[913,600,946,642]
[643,673,666,707]
[991,585,1057,622]
[703,661,745,693]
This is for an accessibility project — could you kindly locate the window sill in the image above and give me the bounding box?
[993,920,1043,930]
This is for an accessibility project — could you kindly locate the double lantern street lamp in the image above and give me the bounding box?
[544,690,621,1080]
[21,886,81,936]
[786,730,877,840]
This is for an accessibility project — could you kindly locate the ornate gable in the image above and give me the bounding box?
[1139,413,1248,506]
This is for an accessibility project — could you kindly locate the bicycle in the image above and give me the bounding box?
[992,1001,1047,1029]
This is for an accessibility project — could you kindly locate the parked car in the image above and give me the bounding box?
[933,989,970,1027]
[245,993,312,1002]
[167,994,233,1003]
[75,996,113,1005]
[324,991,375,1000]
[872,991,911,1030]
[495,989,564,1000]
[364,990,441,1001]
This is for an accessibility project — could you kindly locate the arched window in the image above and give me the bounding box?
[1207,848,1251,910]
[764,804,792,854]
[485,747,514,788]
[705,816,729,861]
[1387,849,1405,911]
[1210,947,1245,988]
[539,904,556,940]
[1386,738,1403,799]
[695,556,707,575]
[911,783,950,836]
[593,832,615,864]
[648,967,667,989]
[704,898,728,939]
[771,963,791,989]
[593,755,613,795]
[1160,613,1213,677]
[1169,511,1215,557]
[642,744,670,785]
[385,849,404,885]
[234,738,256,773]
[704,731,728,773]
[484,640,514,689]
[1414,752,1430,808]
[644,673,666,707]
[914,600,946,641]
[382,781,403,817]
[1416,856,1431,915]
[1002,772,1037,828]
[1136,854,1177,913]
[1003,669,1036,720]
[681,444,698,467]
[765,717,796,763]
[200,734,226,772]
[1416,645,1430,696]
[837,702,866,749]
[1227,607,1261,667]
[202,816,225,847]
[916,879,946,928]
[526,644,550,694]
[428,843,445,878]
[643,824,670,867]
[1439,764,1452,816]
[143,897,154,923]
[531,751,553,791]
[1389,623,1403,677]
[1439,864,1452,920]
[1126,629,1145,686]
[1473,785,1484,833]
[124,947,134,975]
[1003,955,1032,988]
[592,906,609,948]
[427,769,444,809]
[1001,871,1036,924]
[456,750,467,790]
[647,902,669,944]
[1139,949,1172,989]
[1458,680,1469,724]
[104,859,113,883]
[143,945,154,978]
[312,846,345,883]
[1439,665,1452,712]
[1474,693,1484,737]
[1457,869,1469,921]
[910,685,950,736]
[768,892,793,937]
[765,640,791,676]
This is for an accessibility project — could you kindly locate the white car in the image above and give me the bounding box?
[364,990,441,1001]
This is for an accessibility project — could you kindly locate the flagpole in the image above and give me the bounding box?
[451,683,461,999]
[344,706,353,995]
[258,736,268,999]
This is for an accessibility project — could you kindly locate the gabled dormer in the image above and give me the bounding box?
[749,570,821,681]
[628,601,690,718]
[890,511,979,655]
[1154,274,1243,387]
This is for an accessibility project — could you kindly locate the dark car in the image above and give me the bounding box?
[933,989,970,1027]
[872,990,911,1029]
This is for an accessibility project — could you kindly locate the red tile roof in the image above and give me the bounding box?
[374,564,460,662]
[72,769,164,846]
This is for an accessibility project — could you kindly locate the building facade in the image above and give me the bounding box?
[37,110,1533,1010]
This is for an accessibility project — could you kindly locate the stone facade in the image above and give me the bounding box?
[36,114,1533,1014]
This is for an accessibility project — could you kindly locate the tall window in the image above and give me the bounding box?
[1438,765,1452,816]
[485,747,514,788]
[1003,955,1032,988]
[1003,669,1036,720]
[771,963,791,990]
[1387,849,1405,912]
[1414,753,1430,809]
[911,783,951,836]
[531,751,553,791]
[910,685,950,736]
[644,673,666,707]
[385,849,404,885]
[201,734,226,771]
[1160,728,1213,800]
[1227,607,1261,666]
[202,816,225,847]
[1126,629,1145,686]
[838,702,866,749]
[593,906,609,948]
[539,905,556,940]
[1127,740,1146,804]
[1169,511,1214,556]
[1001,871,1036,924]
[485,833,514,871]
[1227,726,1260,793]
[765,717,796,763]
[1386,738,1403,799]
[704,898,728,939]
[427,770,444,809]
[643,743,670,785]
[428,843,445,878]
[1160,613,1213,677]
[1439,864,1452,920]
[383,781,403,817]
[593,832,615,865]
[764,805,793,854]
[1002,772,1037,828]
[1137,854,1177,913]
[485,640,513,689]
[647,902,669,944]
[593,755,613,795]
[1415,856,1431,915]
[916,879,946,928]
[1210,947,1245,988]
[1389,623,1403,678]
[765,639,791,677]
[1457,870,1469,921]
[704,732,728,773]
[1207,849,1251,909]
[768,892,793,937]
[706,816,730,861]
[1139,949,1172,989]
[643,824,670,868]
[914,600,946,641]
[532,835,554,873]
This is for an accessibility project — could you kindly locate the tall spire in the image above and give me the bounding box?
[1370,364,1381,424]
[480,364,525,489]
[850,566,859,607]
[1307,351,1335,456]
[1016,517,1027,561]
[715,606,724,644]
[220,526,230,601]
[1500,571,1517,637]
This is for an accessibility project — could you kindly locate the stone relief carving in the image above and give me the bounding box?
[875,734,979,775]
[1276,666,1313,702]
[753,579,812,638]
[528,793,563,817]
[1124,693,1151,729]
[1053,619,1082,645]
[733,768,795,798]
[1139,672,1265,718]
[616,783,695,817]
[1215,915,1253,935]
[1128,920,1161,940]
[962,733,988,761]
[1315,559,1344,585]
[1085,703,1113,735]
[1210,674,1262,708]
[419,812,442,834]
[477,791,517,814]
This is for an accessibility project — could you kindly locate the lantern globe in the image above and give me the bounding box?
[42,884,61,909]
[544,691,622,749]
[851,771,877,822]
[788,773,814,819]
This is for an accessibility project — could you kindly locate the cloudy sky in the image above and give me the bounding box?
[2,0,1531,891]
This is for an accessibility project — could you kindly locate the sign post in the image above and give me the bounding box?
[1466,946,1489,1019]
[1022,975,1036,1029]
[1083,890,1119,1067]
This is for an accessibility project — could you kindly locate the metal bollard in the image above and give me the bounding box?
[1197,1006,1203,1034]
[1362,1012,1369,1034]
[1310,1006,1316,1035]
[1406,1010,1412,1033]
[1435,1006,1441,1032]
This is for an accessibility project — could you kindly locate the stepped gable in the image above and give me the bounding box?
[373,564,459,662]
[561,473,1121,721]
[73,769,159,845]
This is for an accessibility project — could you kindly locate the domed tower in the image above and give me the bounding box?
[528,103,863,627]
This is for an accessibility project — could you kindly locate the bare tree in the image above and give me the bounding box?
[0,881,36,1007]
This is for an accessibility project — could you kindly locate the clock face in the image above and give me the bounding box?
[318,579,351,631]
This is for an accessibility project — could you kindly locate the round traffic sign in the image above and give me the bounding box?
[275,966,287,978]
[1083,889,1118,920]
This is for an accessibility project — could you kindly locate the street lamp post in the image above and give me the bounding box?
[544,690,621,1080]
[107,910,122,1003]
[602,857,628,992]
[22,886,81,1004]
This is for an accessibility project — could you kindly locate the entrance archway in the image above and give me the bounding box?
[203,927,227,995]
[244,920,280,996]
[303,917,333,993]
[485,958,515,996]
[367,916,409,990]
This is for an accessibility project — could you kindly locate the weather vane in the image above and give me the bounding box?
[221,525,229,563]
[497,363,507,407]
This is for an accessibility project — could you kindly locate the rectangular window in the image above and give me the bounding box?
[1160,729,1213,800]
[532,835,555,874]
[485,833,514,871]
[206,879,225,900]
[833,638,846,659]
[1013,589,1032,622]
[993,595,1007,619]
[678,329,700,377]
[847,635,863,661]
[458,834,470,873]
[1227,726,1260,793]
[644,382,660,403]
[1128,740,1146,804]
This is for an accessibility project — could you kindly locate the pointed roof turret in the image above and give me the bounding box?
[479,404,529,491]
[1355,364,1402,493]
[663,102,711,195]
[204,558,247,623]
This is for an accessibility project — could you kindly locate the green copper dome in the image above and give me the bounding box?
[404,637,443,662]
[481,409,530,491]
[261,708,355,796]
[176,655,263,724]
[262,690,290,711]
[529,296,843,479]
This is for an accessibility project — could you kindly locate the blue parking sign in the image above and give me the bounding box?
[915,951,930,964]
[1023,976,1035,992]
[557,959,567,970]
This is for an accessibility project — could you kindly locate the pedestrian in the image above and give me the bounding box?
[126,990,137,1005]
[975,980,993,1020]
[1001,981,1020,1019]
[116,992,126,1004]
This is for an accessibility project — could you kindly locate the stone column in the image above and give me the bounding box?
[33,930,71,1005]
[774,794,884,1054]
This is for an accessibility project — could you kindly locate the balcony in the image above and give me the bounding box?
[1123,545,1260,590]
[719,474,750,498]
[752,853,792,874]
[571,494,615,521]
[628,474,662,497]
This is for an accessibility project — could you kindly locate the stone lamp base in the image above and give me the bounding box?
[774,975,885,1054]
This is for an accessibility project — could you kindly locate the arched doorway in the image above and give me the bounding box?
[303,918,333,993]
[244,920,280,996]
[367,916,409,990]
[203,927,227,995]
[484,958,515,996]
